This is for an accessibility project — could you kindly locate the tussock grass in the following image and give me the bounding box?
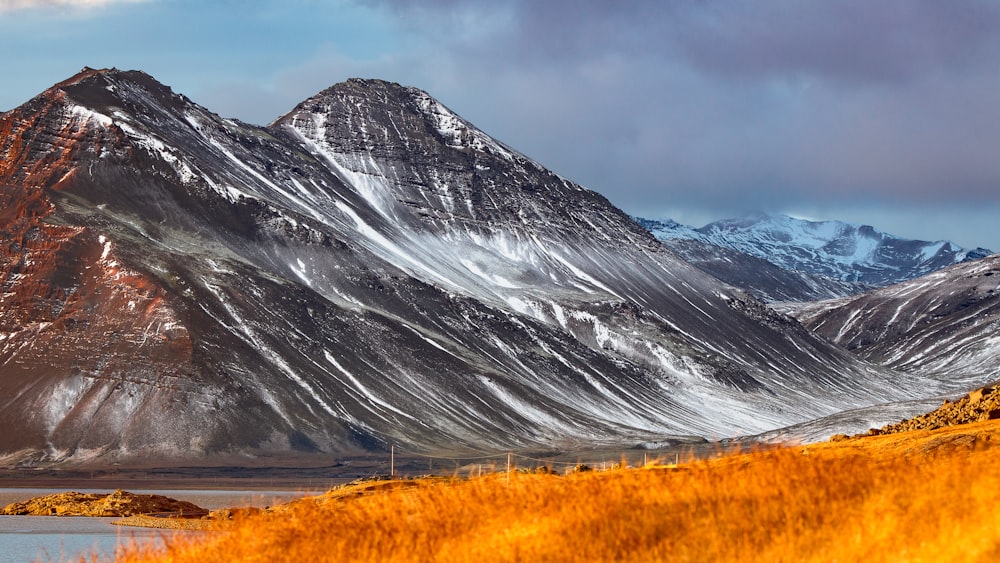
[116,425,1000,562]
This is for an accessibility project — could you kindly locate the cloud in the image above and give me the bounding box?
[360,0,1000,81]
[340,0,1000,222]
[665,0,1000,85]
[0,0,148,14]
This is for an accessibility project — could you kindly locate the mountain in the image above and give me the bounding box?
[0,68,943,466]
[636,214,992,300]
[781,254,1000,390]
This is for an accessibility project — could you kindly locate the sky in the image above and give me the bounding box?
[2,0,1000,250]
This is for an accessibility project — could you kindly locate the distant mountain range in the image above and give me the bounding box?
[636,214,992,302]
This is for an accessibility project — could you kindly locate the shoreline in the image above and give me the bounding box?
[0,466,364,492]
[0,444,718,492]
[112,515,217,531]
[0,477,340,491]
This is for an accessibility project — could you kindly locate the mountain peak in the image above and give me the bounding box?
[343,76,410,90]
[0,67,234,195]
[272,74,637,243]
[275,77,524,163]
[308,77,412,102]
[53,66,116,87]
[45,66,191,117]
[50,66,158,95]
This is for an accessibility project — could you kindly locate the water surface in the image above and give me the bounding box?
[0,488,311,562]
[0,515,188,562]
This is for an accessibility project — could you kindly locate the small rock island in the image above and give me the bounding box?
[1,489,207,517]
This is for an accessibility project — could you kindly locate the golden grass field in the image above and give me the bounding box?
[112,419,1000,563]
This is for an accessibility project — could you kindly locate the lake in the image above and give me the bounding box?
[0,488,312,563]
[0,515,188,563]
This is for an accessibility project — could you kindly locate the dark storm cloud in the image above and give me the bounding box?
[367,0,1000,80]
[667,0,1000,84]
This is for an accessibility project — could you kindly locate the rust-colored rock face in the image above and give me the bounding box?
[0,90,118,188]
[0,83,201,463]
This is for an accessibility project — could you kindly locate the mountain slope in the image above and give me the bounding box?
[638,214,991,298]
[0,68,937,465]
[782,254,1000,389]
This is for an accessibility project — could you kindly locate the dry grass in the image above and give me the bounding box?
[116,421,1000,562]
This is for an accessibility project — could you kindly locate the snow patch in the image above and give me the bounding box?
[332,200,459,288]
[98,235,112,261]
[69,105,113,127]
[115,120,198,184]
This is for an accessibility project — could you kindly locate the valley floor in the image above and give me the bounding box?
[113,419,1000,562]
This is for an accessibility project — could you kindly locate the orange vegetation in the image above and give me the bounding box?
[117,421,1000,562]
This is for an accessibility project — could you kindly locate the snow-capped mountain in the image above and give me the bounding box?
[637,214,992,299]
[0,68,962,466]
[648,236,867,303]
